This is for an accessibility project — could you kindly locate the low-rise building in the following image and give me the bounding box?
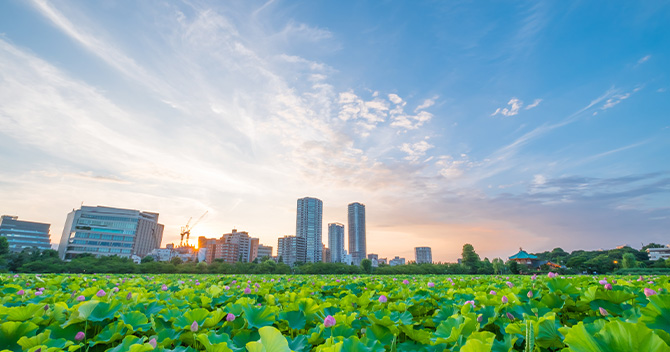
[389,256,405,266]
[648,246,670,261]
[277,235,306,267]
[257,245,273,261]
[0,215,51,252]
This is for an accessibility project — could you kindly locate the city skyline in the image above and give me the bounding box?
[0,1,668,262]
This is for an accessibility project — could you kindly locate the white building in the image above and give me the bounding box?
[389,256,405,266]
[148,248,177,262]
[348,202,366,265]
[296,197,323,263]
[648,246,670,261]
[415,247,433,264]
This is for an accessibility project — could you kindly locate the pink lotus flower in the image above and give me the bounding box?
[506,312,514,321]
[244,287,251,294]
[637,276,643,281]
[148,338,157,348]
[547,272,557,278]
[323,315,336,328]
[224,286,230,290]
[506,282,514,288]
[75,331,85,341]
[232,280,237,284]
[35,291,43,296]
[644,288,657,297]
[501,295,508,304]
[489,290,497,295]
[599,307,608,316]
[161,284,168,291]
[531,274,537,280]
[17,290,24,296]
[39,287,45,291]
[465,300,475,308]
[190,321,199,332]
[226,313,235,322]
[76,295,85,301]
[379,295,388,303]
[96,290,106,297]
[604,284,612,290]
[427,282,435,288]
[598,279,607,285]
[402,279,409,284]
[527,291,533,298]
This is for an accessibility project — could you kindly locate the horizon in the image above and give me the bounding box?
[0,1,668,262]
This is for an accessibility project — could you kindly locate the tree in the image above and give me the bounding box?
[492,258,505,274]
[170,257,183,265]
[141,256,155,263]
[622,253,637,268]
[0,236,9,256]
[360,259,372,274]
[461,244,480,273]
[507,260,519,274]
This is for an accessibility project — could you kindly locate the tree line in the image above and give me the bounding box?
[0,237,667,275]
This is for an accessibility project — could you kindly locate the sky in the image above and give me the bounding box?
[0,0,668,262]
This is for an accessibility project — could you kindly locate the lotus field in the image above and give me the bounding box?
[1,274,670,352]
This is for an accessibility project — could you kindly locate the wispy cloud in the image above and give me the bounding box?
[637,55,651,64]
[525,98,542,110]
[400,140,434,162]
[491,98,523,117]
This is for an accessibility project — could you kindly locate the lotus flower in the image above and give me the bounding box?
[126,292,132,300]
[244,287,251,294]
[501,295,508,304]
[637,276,643,281]
[427,282,435,288]
[190,321,199,332]
[226,313,235,322]
[75,331,85,341]
[379,295,388,303]
[35,291,43,296]
[39,287,45,291]
[465,300,475,308]
[489,290,497,295]
[96,289,106,297]
[76,295,86,301]
[323,315,336,328]
[547,272,557,278]
[527,291,533,298]
[17,290,24,296]
[13,274,19,278]
[148,338,157,348]
[531,274,537,280]
[506,312,514,321]
[506,281,514,288]
[161,284,168,291]
[644,288,657,297]
[598,279,607,285]
[224,286,230,290]
[599,307,608,316]
[477,315,483,322]
[402,279,409,284]
[604,283,612,290]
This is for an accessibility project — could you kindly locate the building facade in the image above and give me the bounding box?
[415,247,433,264]
[257,245,273,260]
[296,197,323,263]
[58,206,164,260]
[277,235,306,267]
[328,222,345,263]
[648,246,670,261]
[348,202,366,265]
[205,229,259,264]
[0,215,51,252]
[389,256,405,266]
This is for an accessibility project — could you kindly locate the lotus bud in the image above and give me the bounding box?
[644,288,657,297]
[506,312,514,321]
[35,291,43,296]
[501,295,508,304]
[379,295,387,303]
[527,291,533,298]
[465,300,475,308]
[244,287,251,294]
[148,338,157,348]
[599,307,608,316]
[75,331,85,341]
[323,315,336,328]
[402,279,409,284]
[489,290,497,295]
[17,290,24,296]
[224,286,230,290]
[477,315,483,322]
[126,292,132,300]
[161,284,168,291]
[604,283,612,290]
[506,282,514,288]
[96,289,106,297]
[190,321,199,332]
[598,279,607,285]
[427,282,435,288]
[226,313,235,322]
[531,274,537,280]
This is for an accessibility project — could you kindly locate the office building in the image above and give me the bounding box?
[277,235,306,267]
[205,229,258,264]
[415,247,433,264]
[0,216,51,252]
[323,246,331,263]
[389,256,405,266]
[257,245,273,260]
[348,202,366,265]
[58,206,164,260]
[328,222,345,263]
[296,197,323,263]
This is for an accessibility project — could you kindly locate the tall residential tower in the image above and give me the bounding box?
[348,202,366,265]
[328,222,345,263]
[296,197,323,263]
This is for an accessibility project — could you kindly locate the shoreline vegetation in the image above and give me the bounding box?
[1,238,668,275]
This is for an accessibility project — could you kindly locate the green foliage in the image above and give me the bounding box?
[360,259,373,274]
[461,244,481,273]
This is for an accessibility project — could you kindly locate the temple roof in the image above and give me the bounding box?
[509,249,538,260]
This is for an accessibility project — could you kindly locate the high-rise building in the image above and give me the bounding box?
[328,222,345,263]
[323,245,331,263]
[205,229,259,264]
[257,245,273,260]
[58,205,164,260]
[348,202,366,265]
[296,197,323,263]
[415,247,433,264]
[0,216,51,252]
[277,235,306,267]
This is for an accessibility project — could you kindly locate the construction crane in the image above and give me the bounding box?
[179,211,208,247]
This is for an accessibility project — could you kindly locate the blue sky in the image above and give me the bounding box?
[0,0,668,261]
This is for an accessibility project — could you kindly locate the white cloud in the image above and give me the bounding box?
[400,140,434,162]
[637,55,651,64]
[415,96,437,111]
[388,93,404,105]
[525,98,542,110]
[491,97,523,116]
[601,93,630,110]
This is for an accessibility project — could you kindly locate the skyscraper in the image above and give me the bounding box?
[415,247,433,264]
[296,197,323,263]
[0,215,51,252]
[328,222,345,263]
[348,202,366,265]
[58,205,164,260]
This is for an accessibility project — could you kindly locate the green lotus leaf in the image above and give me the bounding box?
[0,321,39,351]
[245,326,292,352]
[242,305,276,330]
[364,324,394,347]
[173,308,210,330]
[152,327,182,346]
[121,311,152,332]
[196,331,243,352]
[90,321,127,346]
[88,301,123,322]
[17,331,71,349]
[286,335,310,352]
[459,331,495,352]
[281,310,306,330]
[0,304,43,321]
[105,335,153,352]
[491,334,517,352]
[563,320,670,352]
[639,293,670,332]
